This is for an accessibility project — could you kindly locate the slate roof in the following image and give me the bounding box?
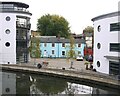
[39,37,85,43]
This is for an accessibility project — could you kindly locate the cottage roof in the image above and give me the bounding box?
[39,37,85,43]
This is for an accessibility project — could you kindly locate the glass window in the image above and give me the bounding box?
[0,4,3,8]
[78,44,81,47]
[5,29,10,34]
[109,61,119,75]
[52,43,55,47]
[97,25,101,32]
[62,43,65,47]
[78,51,81,55]
[52,50,54,54]
[16,16,30,28]
[97,43,101,49]
[44,43,47,47]
[5,42,10,47]
[110,43,120,52]
[62,51,65,56]
[3,4,13,8]
[6,16,10,21]
[110,22,120,31]
[97,61,100,67]
[5,88,10,93]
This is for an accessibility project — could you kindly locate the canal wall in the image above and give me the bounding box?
[0,64,120,90]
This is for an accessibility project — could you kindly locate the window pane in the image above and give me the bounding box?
[62,43,65,47]
[78,44,81,47]
[62,51,65,55]
[52,50,54,54]
[110,22,120,31]
[110,43,120,52]
[52,43,55,47]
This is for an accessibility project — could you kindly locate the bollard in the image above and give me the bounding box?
[37,63,42,69]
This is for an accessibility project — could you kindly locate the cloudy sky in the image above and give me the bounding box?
[1,0,120,34]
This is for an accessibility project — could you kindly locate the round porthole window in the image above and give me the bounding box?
[97,25,101,32]
[5,42,10,47]
[6,16,11,21]
[5,29,10,34]
[97,43,101,49]
[5,88,10,93]
[97,61,100,67]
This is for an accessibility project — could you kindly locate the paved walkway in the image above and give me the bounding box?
[18,58,120,81]
[29,58,86,71]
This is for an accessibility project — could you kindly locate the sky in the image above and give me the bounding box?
[1,0,120,34]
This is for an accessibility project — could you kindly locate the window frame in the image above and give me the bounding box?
[52,43,55,47]
[52,50,54,55]
[110,22,120,31]
[62,51,65,56]
[62,43,65,47]
[110,43,120,52]
[78,43,81,47]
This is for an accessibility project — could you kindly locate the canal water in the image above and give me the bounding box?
[0,70,119,95]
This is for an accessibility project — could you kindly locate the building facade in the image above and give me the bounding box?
[39,37,85,58]
[0,2,32,64]
[92,11,120,75]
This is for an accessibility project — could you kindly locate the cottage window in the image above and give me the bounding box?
[62,43,65,47]
[44,43,47,47]
[52,43,55,47]
[52,50,54,54]
[78,44,81,47]
[62,51,65,56]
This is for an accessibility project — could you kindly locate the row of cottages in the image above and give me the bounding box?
[92,11,120,75]
[39,36,85,58]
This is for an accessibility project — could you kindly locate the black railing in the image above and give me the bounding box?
[16,23,31,30]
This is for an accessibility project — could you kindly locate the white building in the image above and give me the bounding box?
[0,2,32,64]
[0,72,16,95]
[92,11,120,75]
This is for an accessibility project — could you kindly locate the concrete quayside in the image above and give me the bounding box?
[0,64,120,90]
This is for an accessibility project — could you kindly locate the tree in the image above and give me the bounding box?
[66,35,76,69]
[30,37,41,58]
[83,26,94,35]
[37,14,71,38]
[66,36,76,59]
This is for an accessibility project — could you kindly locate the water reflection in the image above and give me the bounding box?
[0,71,119,95]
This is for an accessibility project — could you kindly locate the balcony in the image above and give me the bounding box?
[16,23,31,30]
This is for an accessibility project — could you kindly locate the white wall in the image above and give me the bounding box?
[0,13,16,64]
[93,16,118,74]
[2,72,16,94]
[0,12,31,64]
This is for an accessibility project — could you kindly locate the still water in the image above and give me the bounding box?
[0,70,119,95]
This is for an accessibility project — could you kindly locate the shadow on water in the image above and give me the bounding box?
[1,70,120,95]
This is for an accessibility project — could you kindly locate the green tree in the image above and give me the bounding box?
[66,36,76,69]
[37,14,71,38]
[83,26,94,35]
[30,37,41,58]
[66,36,76,59]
